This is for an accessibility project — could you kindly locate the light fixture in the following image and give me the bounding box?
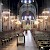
[42,11,50,14]
[39,16,48,19]
[41,47,43,49]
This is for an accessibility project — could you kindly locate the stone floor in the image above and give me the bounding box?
[1,30,39,50]
[17,30,39,50]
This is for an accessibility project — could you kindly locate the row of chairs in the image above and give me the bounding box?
[0,32,17,46]
[31,31,50,49]
[0,36,13,46]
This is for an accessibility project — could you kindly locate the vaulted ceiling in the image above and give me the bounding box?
[1,0,47,15]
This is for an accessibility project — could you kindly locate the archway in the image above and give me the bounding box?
[21,11,34,30]
[19,3,36,20]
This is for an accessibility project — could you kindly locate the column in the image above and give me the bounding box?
[0,2,2,32]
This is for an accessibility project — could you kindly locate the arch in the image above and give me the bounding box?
[19,3,36,19]
[22,11,35,20]
[20,3,36,10]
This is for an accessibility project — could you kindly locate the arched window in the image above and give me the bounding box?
[24,0,27,3]
[25,16,27,20]
[29,16,31,20]
[29,0,31,3]
[24,0,31,3]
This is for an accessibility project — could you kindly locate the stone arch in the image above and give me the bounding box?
[19,3,36,19]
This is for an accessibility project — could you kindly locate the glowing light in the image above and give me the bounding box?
[22,16,23,20]
[29,0,31,3]
[15,21,21,25]
[24,0,27,3]
[36,19,43,22]
[3,11,10,14]
[39,16,48,19]
[33,17,34,19]
[41,47,43,49]
[11,20,14,22]
[25,16,27,20]
[21,0,23,3]
[29,16,31,20]
[4,17,8,20]
[1,3,3,5]
[42,11,50,14]
[34,20,39,25]
[39,19,43,22]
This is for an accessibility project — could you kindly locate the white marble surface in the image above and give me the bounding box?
[25,30,39,50]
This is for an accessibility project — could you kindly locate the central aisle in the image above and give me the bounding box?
[25,30,39,50]
[25,30,34,46]
[18,30,39,50]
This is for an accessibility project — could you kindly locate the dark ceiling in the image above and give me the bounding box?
[1,0,45,15]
